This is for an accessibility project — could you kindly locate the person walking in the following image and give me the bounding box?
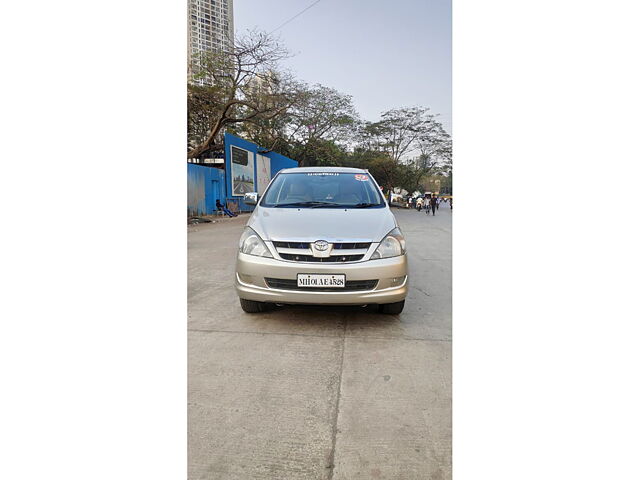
[436,197,440,210]
[216,199,237,218]
[429,195,437,216]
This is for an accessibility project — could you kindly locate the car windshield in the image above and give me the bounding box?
[260,172,386,208]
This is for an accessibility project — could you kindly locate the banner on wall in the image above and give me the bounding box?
[230,146,255,196]
[256,154,271,195]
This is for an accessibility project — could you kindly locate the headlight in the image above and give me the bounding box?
[238,227,273,258]
[371,227,406,259]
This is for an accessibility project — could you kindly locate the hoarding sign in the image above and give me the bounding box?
[230,146,254,196]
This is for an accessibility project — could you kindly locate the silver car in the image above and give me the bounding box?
[235,167,408,314]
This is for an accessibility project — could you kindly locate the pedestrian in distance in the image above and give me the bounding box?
[216,199,237,218]
[429,195,437,215]
[436,197,440,210]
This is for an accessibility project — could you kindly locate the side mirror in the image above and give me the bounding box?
[244,192,259,205]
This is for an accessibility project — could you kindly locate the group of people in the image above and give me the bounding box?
[408,195,451,215]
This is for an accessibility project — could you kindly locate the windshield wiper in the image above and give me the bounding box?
[354,202,380,208]
[274,201,342,208]
[273,201,381,208]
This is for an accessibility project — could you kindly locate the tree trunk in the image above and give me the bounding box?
[188,119,225,158]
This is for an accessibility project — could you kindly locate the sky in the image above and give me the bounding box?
[233,0,452,133]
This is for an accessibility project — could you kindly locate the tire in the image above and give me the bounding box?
[378,300,405,315]
[240,298,269,313]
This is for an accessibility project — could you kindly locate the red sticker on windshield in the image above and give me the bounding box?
[354,174,369,181]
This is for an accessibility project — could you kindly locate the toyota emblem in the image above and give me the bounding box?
[314,240,329,251]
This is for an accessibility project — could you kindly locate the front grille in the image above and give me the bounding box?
[273,241,310,249]
[265,278,378,291]
[279,253,364,262]
[332,242,370,249]
[272,240,372,263]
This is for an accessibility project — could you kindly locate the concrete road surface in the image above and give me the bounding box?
[188,205,452,479]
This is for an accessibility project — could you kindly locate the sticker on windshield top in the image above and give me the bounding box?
[307,172,339,176]
[354,174,369,181]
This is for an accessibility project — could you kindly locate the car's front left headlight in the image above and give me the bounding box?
[238,227,273,258]
[371,227,406,259]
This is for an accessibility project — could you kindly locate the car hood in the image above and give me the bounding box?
[247,207,397,243]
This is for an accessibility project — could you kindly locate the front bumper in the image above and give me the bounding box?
[235,252,408,305]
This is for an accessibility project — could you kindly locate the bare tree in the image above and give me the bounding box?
[187,30,301,159]
[231,83,359,166]
[283,85,357,144]
[358,107,436,163]
[417,120,451,172]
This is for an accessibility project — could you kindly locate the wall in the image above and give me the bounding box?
[187,163,226,215]
[268,150,298,177]
[187,135,298,216]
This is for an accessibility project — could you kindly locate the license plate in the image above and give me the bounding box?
[297,273,346,288]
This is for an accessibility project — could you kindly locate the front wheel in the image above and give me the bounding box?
[378,300,405,315]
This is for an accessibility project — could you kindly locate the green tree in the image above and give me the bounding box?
[366,155,402,191]
[397,160,427,194]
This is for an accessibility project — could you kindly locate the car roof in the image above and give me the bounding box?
[279,166,368,174]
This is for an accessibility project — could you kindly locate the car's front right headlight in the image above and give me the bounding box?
[371,227,406,259]
[238,227,273,258]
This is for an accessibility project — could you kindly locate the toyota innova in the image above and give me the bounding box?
[235,167,408,314]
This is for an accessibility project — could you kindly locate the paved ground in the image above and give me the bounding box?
[188,204,452,479]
